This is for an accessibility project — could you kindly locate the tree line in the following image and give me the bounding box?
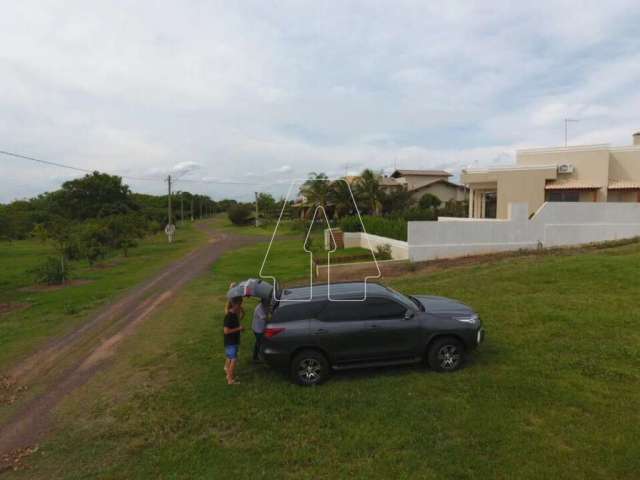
[0,172,236,283]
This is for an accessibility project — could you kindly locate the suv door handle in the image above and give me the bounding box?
[314,328,329,335]
[369,324,378,329]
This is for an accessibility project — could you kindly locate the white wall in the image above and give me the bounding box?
[343,232,409,260]
[408,202,640,262]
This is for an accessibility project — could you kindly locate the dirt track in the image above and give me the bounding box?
[0,225,266,459]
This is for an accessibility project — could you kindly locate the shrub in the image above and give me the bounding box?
[374,243,392,260]
[78,221,110,265]
[438,200,468,218]
[227,204,253,225]
[403,208,436,221]
[339,215,407,241]
[419,193,441,210]
[30,256,70,285]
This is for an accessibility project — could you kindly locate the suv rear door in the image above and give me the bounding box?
[311,300,376,363]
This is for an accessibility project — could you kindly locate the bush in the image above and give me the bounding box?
[403,208,436,221]
[78,221,110,265]
[227,204,253,225]
[374,243,392,260]
[30,256,70,285]
[339,215,407,241]
[418,193,441,210]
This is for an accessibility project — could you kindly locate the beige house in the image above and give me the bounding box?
[461,132,640,219]
[387,169,467,203]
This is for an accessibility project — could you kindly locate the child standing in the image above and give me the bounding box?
[224,296,245,385]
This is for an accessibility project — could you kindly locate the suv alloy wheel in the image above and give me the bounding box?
[290,350,329,386]
[428,337,465,372]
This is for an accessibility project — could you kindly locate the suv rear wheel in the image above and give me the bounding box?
[428,337,465,372]
[290,350,329,386]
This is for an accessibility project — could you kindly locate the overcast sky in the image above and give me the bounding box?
[1,1,639,202]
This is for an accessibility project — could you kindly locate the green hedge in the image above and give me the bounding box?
[338,215,407,241]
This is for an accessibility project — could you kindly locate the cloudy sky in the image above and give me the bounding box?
[1,0,639,202]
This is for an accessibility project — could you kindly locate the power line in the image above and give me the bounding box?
[0,149,162,182]
[0,148,308,199]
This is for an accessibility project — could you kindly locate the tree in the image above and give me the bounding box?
[56,172,136,220]
[328,180,356,218]
[301,173,331,217]
[256,193,277,218]
[419,193,442,210]
[355,169,383,215]
[78,220,111,265]
[381,188,414,214]
[106,214,145,257]
[32,215,78,282]
[227,204,253,225]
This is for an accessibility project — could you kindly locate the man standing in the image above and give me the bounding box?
[252,298,268,362]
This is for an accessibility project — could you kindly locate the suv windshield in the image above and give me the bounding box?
[385,286,419,311]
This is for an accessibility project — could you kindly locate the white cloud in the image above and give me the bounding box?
[271,165,293,174]
[1,1,640,202]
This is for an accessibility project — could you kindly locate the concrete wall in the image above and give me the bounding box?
[610,147,640,182]
[408,202,640,262]
[517,145,611,202]
[343,231,409,260]
[462,166,557,219]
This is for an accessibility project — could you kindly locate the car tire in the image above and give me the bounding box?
[427,337,465,373]
[290,350,329,386]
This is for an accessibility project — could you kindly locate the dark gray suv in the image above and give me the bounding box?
[260,282,485,385]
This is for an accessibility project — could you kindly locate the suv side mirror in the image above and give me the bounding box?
[403,310,414,320]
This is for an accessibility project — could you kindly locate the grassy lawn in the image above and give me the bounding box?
[0,221,209,370]
[7,239,640,479]
[207,213,300,237]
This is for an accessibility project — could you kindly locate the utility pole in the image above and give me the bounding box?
[191,196,194,221]
[255,191,259,227]
[200,198,203,219]
[167,175,172,225]
[165,175,175,243]
[180,192,184,225]
[564,118,580,147]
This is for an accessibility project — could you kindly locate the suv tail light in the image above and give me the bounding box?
[264,327,285,338]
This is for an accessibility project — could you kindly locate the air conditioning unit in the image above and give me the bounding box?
[558,164,574,174]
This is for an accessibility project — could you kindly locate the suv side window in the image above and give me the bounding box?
[319,301,369,322]
[272,301,325,323]
[318,297,406,322]
[364,297,407,319]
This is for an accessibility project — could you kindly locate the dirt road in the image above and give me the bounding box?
[0,226,266,460]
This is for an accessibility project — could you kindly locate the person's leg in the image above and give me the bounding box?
[224,358,229,373]
[225,345,239,384]
[253,332,263,361]
[226,359,237,384]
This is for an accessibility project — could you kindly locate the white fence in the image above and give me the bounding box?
[408,202,640,262]
[343,232,409,260]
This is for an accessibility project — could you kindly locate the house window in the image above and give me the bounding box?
[548,190,580,202]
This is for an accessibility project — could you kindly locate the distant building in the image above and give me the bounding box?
[388,169,467,203]
[294,169,467,219]
[461,132,640,219]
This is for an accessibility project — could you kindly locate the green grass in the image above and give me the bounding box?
[8,240,640,479]
[0,221,209,369]
[207,213,300,237]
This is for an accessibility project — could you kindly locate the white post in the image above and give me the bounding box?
[468,188,474,218]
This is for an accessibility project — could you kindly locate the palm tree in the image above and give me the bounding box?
[300,172,331,219]
[355,169,383,215]
[328,179,356,218]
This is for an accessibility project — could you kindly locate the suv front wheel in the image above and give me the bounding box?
[291,350,329,386]
[428,337,465,372]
